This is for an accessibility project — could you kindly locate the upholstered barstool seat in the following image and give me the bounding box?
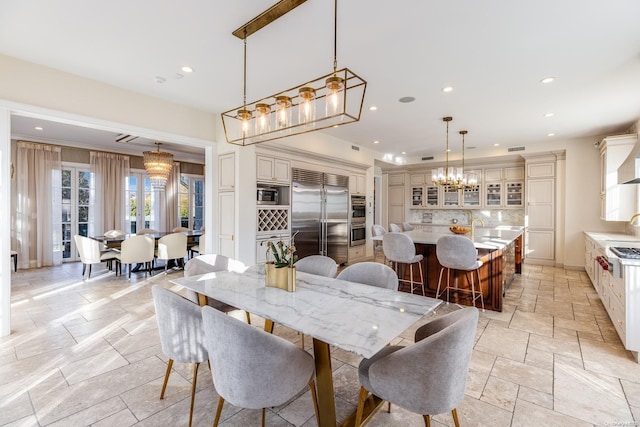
[402,222,414,231]
[389,223,402,232]
[435,235,485,311]
[371,224,387,264]
[383,232,425,295]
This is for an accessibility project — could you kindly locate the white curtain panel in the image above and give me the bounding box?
[163,162,180,231]
[90,152,130,233]
[16,141,63,268]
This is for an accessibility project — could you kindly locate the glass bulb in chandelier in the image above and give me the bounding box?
[237,109,252,138]
[254,103,271,136]
[298,87,316,126]
[275,96,292,132]
[325,76,344,118]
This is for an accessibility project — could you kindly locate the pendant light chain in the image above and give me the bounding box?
[243,28,247,108]
[333,0,338,73]
[445,117,450,183]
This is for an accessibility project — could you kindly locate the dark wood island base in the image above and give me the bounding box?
[395,234,523,312]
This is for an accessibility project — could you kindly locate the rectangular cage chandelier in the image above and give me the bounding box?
[221,0,367,146]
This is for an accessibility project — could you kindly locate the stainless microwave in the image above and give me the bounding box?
[257,187,279,205]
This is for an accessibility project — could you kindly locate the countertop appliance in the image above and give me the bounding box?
[291,168,349,264]
[610,247,640,259]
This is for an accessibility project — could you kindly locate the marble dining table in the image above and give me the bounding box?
[171,264,442,427]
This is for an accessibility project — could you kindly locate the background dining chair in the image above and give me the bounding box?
[152,286,208,427]
[103,229,126,237]
[137,228,158,235]
[173,226,190,232]
[73,235,118,278]
[383,232,425,295]
[294,255,337,278]
[201,306,319,427]
[402,222,414,231]
[371,224,387,264]
[336,262,398,290]
[155,232,188,274]
[355,307,479,427]
[389,223,402,232]
[10,250,17,272]
[189,233,204,258]
[435,235,485,311]
[183,254,251,324]
[114,235,155,279]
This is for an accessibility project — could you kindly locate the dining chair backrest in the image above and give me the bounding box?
[294,255,337,278]
[137,228,158,235]
[361,307,479,417]
[389,223,402,233]
[152,285,208,364]
[371,224,387,237]
[183,254,247,304]
[382,232,417,263]
[173,226,190,232]
[201,305,315,409]
[104,229,126,238]
[436,235,480,271]
[336,262,398,290]
[74,235,102,264]
[119,235,155,264]
[157,232,188,260]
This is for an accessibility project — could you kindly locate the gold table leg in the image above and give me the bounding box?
[312,338,337,427]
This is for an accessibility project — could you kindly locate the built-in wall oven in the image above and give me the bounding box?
[350,195,366,246]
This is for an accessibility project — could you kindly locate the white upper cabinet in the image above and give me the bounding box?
[410,173,426,185]
[218,152,235,191]
[599,135,637,221]
[349,173,366,194]
[388,173,405,186]
[505,166,525,180]
[256,155,290,184]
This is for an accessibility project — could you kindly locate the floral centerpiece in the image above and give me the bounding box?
[264,232,298,291]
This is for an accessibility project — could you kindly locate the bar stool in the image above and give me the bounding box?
[389,223,402,232]
[435,235,485,311]
[371,224,387,263]
[402,222,414,231]
[383,232,425,295]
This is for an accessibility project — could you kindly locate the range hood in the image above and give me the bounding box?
[618,135,640,184]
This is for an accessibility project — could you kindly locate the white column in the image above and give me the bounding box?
[0,108,11,336]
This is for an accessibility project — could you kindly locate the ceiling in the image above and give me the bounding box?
[2,0,640,164]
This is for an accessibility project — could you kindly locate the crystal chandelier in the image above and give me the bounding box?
[143,142,174,189]
[221,0,367,146]
[458,130,478,189]
[431,117,462,187]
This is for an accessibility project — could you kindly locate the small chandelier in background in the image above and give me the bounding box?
[221,0,367,146]
[143,142,174,189]
[432,117,462,187]
[458,130,478,189]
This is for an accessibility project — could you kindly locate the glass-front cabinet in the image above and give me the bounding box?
[506,182,524,206]
[485,183,502,206]
[462,185,480,206]
[443,185,460,206]
[426,186,439,206]
[411,186,424,207]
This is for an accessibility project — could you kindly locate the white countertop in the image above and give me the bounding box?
[584,231,640,267]
[375,227,524,250]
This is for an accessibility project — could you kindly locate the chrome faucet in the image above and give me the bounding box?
[630,213,640,225]
[471,218,485,239]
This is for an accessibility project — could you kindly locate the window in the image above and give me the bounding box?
[126,172,158,234]
[61,166,93,261]
[179,175,205,230]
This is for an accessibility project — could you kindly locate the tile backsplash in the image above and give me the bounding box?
[410,209,525,227]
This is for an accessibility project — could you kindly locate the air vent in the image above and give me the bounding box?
[116,134,139,143]
[421,156,434,161]
[508,146,525,152]
[351,145,360,151]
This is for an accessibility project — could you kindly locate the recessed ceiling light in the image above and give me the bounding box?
[401,151,406,155]
[442,86,453,93]
[547,132,555,137]
[540,77,555,84]
[493,143,500,147]
[373,140,380,144]
[181,66,194,73]
[34,126,43,131]
[544,112,554,118]
[369,106,378,111]
[398,96,415,103]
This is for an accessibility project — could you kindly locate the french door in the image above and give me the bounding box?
[126,172,157,234]
[179,175,205,230]
[61,166,93,262]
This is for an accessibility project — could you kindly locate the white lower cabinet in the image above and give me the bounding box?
[348,245,366,263]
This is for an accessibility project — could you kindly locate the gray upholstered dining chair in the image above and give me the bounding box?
[355,307,479,427]
[389,223,402,232]
[435,235,485,311]
[383,232,425,295]
[74,234,118,278]
[294,255,337,278]
[155,232,188,274]
[152,285,208,427]
[183,254,252,324]
[201,306,319,427]
[336,262,398,290]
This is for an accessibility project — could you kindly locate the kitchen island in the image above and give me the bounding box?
[377,227,524,312]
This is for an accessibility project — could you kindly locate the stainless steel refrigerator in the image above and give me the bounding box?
[291,168,349,265]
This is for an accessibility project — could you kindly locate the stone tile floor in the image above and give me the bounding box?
[1,262,639,426]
